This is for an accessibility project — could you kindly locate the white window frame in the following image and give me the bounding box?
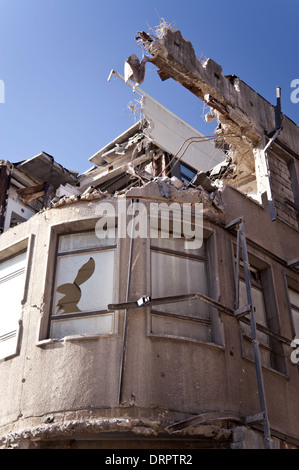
[0,235,33,361]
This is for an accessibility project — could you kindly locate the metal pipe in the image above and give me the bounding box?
[238,220,272,448]
[118,199,136,404]
[263,87,282,221]
[235,227,240,310]
[275,87,282,130]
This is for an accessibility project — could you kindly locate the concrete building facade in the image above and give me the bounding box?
[0,26,298,449]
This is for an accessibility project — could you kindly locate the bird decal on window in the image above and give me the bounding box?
[56,257,95,314]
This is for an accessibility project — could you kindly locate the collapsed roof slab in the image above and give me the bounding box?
[136,28,299,179]
[141,95,225,173]
[89,122,143,166]
[136,30,264,139]
[15,152,78,191]
[87,81,226,188]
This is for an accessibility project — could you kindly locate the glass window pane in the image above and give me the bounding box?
[289,289,299,309]
[53,250,114,315]
[288,289,299,337]
[59,230,115,253]
[0,251,26,279]
[0,252,26,336]
[180,163,196,182]
[151,251,209,317]
[51,313,114,339]
[151,231,205,257]
[152,314,210,342]
[242,339,272,369]
[0,251,27,360]
[239,280,269,345]
[291,308,299,337]
[0,332,19,360]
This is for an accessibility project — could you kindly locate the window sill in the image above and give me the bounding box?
[148,331,224,350]
[241,354,289,379]
[36,332,115,347]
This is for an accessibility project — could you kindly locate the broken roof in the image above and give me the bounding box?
[89,121,144,167]
[88,85,226,175]
[15,152,78,190]
[134,27,299,156]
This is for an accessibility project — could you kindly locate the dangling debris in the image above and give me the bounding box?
[124,54,150,86]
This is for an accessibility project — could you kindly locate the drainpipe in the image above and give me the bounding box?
[118,199,136,404]
[263,87,282,221]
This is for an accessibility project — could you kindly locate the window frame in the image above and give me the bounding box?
[233,246,287,374]
[146,226,223,347]
[169,158,197,184]
[48,229,118,340]
[37,218,119,345]
[0,235,34,361]
[283,271,299,340]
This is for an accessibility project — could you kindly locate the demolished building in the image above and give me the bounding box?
[0,26,298,449]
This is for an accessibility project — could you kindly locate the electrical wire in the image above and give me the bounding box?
[158,135,220,178]
[160,132,243,181]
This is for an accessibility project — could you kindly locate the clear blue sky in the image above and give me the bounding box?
[0,0,298,175]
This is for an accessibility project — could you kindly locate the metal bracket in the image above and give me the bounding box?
[245,412,265,425]
[287,257,299,268]
[234,304,252,318]
[136,296,151,306]
[225,217,244,230]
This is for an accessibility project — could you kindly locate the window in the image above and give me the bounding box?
[170,159,197,184]
[0,250,27,360]
[238,260,285,373]
[287,159,299,223]
[149,234,213,343]
[9,211,27,228]
[288,287,299,338]
[49,230,117,340]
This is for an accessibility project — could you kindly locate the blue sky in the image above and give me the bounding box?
[0,0,298,175]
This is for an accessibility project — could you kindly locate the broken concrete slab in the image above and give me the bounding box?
[135,25,299,194]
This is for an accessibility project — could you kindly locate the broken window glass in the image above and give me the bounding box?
[49,231,116,340]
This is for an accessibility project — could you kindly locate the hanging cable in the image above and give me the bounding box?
[158,135,220,178]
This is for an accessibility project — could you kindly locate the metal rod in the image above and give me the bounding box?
[109,291,235,317]
[275,87,282,130]
[151,309,211,325]
[118,199,136,404]
[263,87,283,221]
[108,292,292,346]
[238,221,272,448]
[235,226,240,310]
